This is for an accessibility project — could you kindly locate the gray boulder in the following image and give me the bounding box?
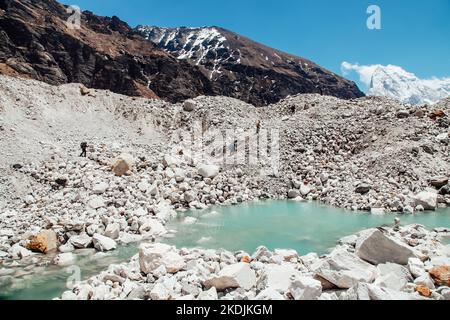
[355,229,417,265]
[312,248,378,289]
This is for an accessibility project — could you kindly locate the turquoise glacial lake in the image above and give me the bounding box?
[1,200,449,300]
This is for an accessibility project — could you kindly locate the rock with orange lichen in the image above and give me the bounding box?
[429,266,450,286]
[27,230,58,254]
[416,285,431,297]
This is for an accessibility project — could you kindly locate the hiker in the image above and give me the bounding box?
[256,120,261,134]
[80,142,88,157]
[290,105,296,114]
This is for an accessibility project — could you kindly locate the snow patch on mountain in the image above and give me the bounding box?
[341,62,450,105]
[136,26,232,79]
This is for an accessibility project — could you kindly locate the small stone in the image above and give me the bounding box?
[416,285,431,297]
[355,184,371,194]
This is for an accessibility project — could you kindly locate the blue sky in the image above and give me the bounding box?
[60,0,450,91]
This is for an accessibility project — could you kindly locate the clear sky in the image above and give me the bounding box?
[60,0,450,90]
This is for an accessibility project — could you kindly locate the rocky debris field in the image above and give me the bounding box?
[0,75,449,299]
[57,225,450,300]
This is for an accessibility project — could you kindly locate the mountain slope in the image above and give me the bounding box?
[136,26,365,106]
[0,0,363,106]
[0,0,214,102]
[367,65,450,105]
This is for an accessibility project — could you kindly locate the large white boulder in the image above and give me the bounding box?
[138,218,167,236]
[312,248,378,289]
[203,262,256,291]
[355,229,417,265]
[300,184,312,196]
[198,164,220,179]
[92,234,117,252]
[257,264,302,293]
[69,233,92,249]
[288,276,322,300]
[374,263,412,291]
[413,191,438,210]
[53,252,76,266]
[139,243,185,274]
[104,223,120,240]
[10,244,33,259]
[408,257,426,278]
[347,283,426,300]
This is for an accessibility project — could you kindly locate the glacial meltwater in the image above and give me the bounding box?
[1,200,450,300]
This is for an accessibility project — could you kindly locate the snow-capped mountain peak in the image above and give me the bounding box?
[342,62,450,105]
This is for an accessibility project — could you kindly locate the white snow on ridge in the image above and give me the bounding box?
[137,26,231,79]
[342,62,450,105]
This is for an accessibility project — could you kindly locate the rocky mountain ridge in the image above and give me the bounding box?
[0,0,363,107]
[136,25,364,106]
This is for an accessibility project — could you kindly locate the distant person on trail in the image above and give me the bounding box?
[80,142,88,158]
[256,120,261,134]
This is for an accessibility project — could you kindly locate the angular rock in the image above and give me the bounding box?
[355,229,417,265]
[197,287,218,300]
[53,253,76,266]
[257,264,302,292]
[139,243,185,274]
[408,257,426,278]
[27,230,57,254]
[198,164,220,179]
[92,234,117,252]
[429,176,449,189]
[88,196,106,209]
[312,248,378,289]
[150,283,171,300]
[374,263,412,291]
[274,249,298,261]
[255,288,285,300]
[288,276,322,300]
[203,262,256,291]
[413,191,438,210]
[183,99,196,112]
[69,233,92,249]
[104,223,120,240]
[10,244,32,259]
[300,184,312,196]
[349,283,425,300]
[112,153,135,176]
[429,265,450,286]
[287,189,300,199]
[92,182,109,194]
[355,183,371,194]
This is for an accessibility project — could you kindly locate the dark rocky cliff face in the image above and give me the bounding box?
[0,0,363,106]
[137,26,365,106]
[0,0,213,101]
